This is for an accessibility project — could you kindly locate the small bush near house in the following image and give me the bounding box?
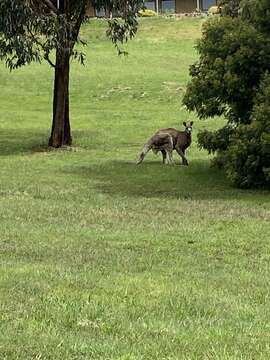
[208,6,221,15]
[138,9,157,17]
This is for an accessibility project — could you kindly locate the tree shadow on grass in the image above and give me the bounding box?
[0,128,49,156]
[67,159,269,202]
[0,128,105,156]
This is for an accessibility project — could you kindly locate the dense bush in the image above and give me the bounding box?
[183,0,270,188]
[197,126,234,154]
[218,0,241,17]
[224,74,270,188]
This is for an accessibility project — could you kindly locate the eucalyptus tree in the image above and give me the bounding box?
[0,0,142,147]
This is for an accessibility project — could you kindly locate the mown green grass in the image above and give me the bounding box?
[1,17,270,360]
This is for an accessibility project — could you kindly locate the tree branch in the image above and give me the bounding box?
[73,1,87,41]
[44,54,56,68]
[27,26,56,68]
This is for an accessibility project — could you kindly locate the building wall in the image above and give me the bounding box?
[86,3,96,17]
[201,0,217,10]
[175,0,197,13]
[86,0,210,16]
[145,0,198,13]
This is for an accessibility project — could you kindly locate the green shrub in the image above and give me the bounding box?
[138,9,157,17]
[197,73,270,188]
[183,16,267,123]
[184,0,270,188]
[197,126,234,154]
[223,73,270,188]
[218,0,241,17]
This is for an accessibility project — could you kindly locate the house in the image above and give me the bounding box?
[86,0,217,17]
[144,0,217,13]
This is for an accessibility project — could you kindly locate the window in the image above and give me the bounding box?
[202,0,217,11]
[144,1,156,11]
[96,7,105,17]
[162,0,175,13]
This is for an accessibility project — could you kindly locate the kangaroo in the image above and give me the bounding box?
[137,121,193,165]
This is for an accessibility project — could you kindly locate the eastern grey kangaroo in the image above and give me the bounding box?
[137,121,193,165]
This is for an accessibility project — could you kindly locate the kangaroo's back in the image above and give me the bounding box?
[155,128,180,147]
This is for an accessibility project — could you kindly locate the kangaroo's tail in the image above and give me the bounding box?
[136,143,152,164]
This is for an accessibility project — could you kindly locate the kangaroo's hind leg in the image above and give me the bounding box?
[166,149,174,164]
[165,135,174,165]
[161,148,173,165]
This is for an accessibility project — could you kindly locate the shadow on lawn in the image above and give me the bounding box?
[68,159,268,201]
[0,128,106,156]
[0,128,48,156]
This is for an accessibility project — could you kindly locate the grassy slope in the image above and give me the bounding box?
[1,17,270,360]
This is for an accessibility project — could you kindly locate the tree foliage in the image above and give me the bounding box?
[183,0,270,188]
[0,0,142,68]
[218,0,241,17]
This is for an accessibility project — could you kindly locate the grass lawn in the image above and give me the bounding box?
[1,17,270,360]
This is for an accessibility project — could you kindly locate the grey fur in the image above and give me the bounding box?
[137,121,193,165]
[136,132,173,165]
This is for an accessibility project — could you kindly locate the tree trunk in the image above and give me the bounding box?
[48,49,72,147]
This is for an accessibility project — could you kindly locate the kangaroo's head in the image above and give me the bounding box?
[183,121,193,135]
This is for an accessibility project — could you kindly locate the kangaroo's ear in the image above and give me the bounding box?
[183,122,187,127]
[190,121,194,126]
